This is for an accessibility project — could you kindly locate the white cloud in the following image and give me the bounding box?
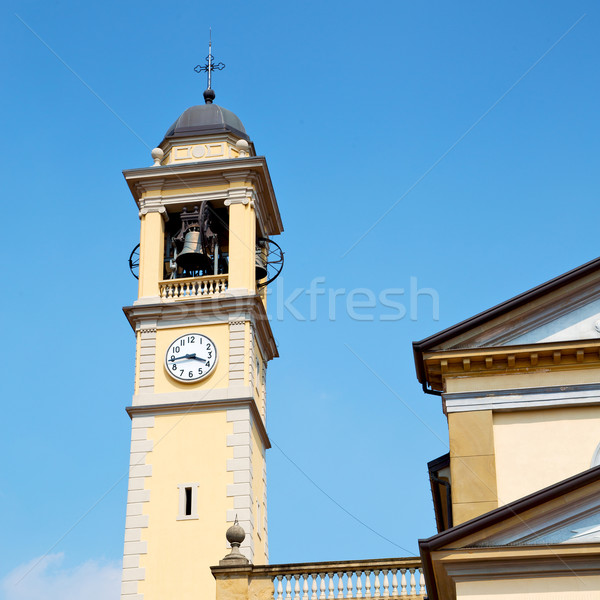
[1,553,121,600]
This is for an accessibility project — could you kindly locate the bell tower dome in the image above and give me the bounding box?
[118,64,283,600]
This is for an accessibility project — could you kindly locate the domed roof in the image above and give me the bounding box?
[164,103,249,141]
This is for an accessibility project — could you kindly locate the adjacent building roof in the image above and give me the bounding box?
[419,464,600,600]
[413,255,600,385]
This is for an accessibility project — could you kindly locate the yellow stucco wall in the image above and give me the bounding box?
[494,406,600,505]
[456,575,600,599]
[139,410,234,600]
[152,324,231,394]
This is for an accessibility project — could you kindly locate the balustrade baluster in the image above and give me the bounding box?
[355,571,362,599]
[277,575,283,600]
[418,569,425,597]
[286,578,292,600]
[382,570,389,597]
[391,570,398,597]
[303,575,309,600]
[373,570,380,598]
[294,577,300,600]
[319,573,326,600]
[346,572,353,599]
[328,573,334,599]
[409,569,416,596]
[337,572,344,599]
[311,574,318,600]
[364,571,371,598]
[400,570,407,597]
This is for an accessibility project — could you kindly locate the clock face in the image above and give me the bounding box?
[165,333,218,383]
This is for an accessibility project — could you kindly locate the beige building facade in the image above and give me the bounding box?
[415,257,600,599]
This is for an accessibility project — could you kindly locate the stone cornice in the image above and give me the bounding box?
[122,156,283,236]
[122,293,279,361]
[211,556,422,577]
[437,544,600,580]
[423,339,600,391]
[126,396,271,450]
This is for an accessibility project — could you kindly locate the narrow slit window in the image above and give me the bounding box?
[185,487,192,516]
[177,483,199,520]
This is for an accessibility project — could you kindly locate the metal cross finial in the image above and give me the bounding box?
[194,29,225,103]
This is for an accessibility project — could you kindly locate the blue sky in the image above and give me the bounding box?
[1,1,599,597]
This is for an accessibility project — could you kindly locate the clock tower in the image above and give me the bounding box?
[118,81,283,600]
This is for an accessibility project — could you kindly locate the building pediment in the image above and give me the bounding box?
[420,465,600,600]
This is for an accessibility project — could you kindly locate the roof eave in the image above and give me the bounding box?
[413,255,600,386]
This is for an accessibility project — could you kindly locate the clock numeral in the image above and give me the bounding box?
[207,351,213,358]
[180,339,185,347]
[205,361,210,368]
[188,336,195,343]
[170,355,175,361]
[198,368,203,375]
[174,346,180,353]
[179,369,184,376]
[188,371,193,378]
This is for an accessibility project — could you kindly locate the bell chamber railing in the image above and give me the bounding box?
[159,274,228,300]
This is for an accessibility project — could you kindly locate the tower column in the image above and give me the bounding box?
[226,198,256,293]
[138,208,166,299]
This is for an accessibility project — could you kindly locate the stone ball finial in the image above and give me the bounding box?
[220,519,249,565]
[226,520,246,546]
[204,88,216,104]
[151,147,164,167]
[235,138,249,157]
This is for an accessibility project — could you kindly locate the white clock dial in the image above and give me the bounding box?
[165,333,218,382]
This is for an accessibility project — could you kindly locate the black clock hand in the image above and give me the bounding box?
[169,353,197,362]
[190,356,207,363]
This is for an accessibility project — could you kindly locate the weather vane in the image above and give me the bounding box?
[194,29,225,103]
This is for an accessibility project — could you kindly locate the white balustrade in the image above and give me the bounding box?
[158,274,228,299]
[270,563,426,600]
